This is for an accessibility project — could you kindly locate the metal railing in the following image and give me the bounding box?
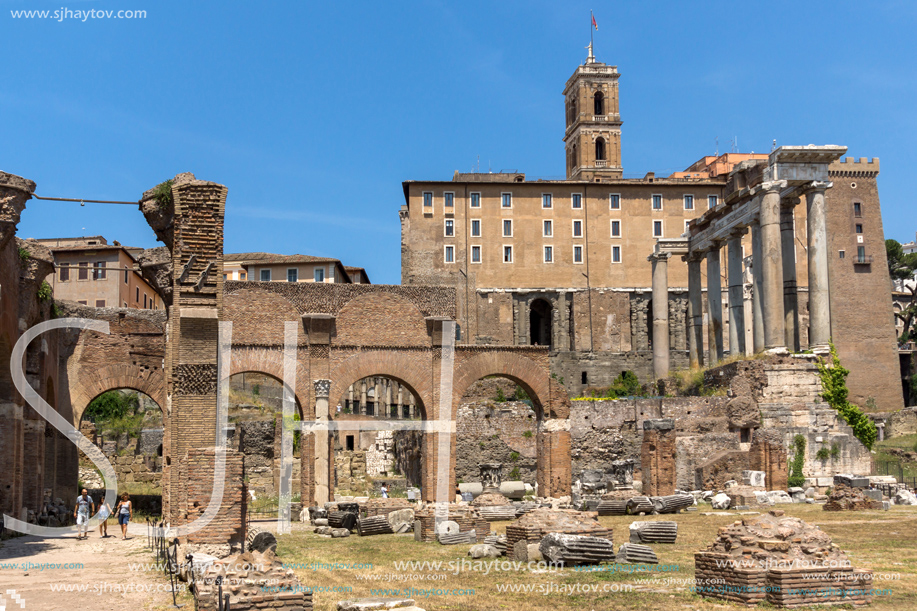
[854,254,874,264]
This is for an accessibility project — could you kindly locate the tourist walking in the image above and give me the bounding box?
[114,493,133,540]
[380,484,389,498]
[97,494,112,538]
[73,489,94,540]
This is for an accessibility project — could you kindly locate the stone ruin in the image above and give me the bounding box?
[506,508,611,557]
[193,549,312,611]
[695,510,872,608]
[823,484,883,512]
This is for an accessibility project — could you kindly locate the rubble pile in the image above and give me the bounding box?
[823,485,883,512]
[695,510,872,607]
[505,508,611,551]
[193,549,312,611]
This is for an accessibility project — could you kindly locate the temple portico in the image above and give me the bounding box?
[649,145,848,380]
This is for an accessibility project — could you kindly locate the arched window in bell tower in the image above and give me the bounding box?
[595,137,606,161]
[594,91,605,116]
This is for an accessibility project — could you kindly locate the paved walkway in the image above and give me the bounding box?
[0,530,189,610]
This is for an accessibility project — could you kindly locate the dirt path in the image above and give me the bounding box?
[0,531,190,610]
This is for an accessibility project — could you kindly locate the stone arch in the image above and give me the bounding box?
[228,347,309,417]
[70,364,165,426]
[452,349,571,499]
[329,350,433,420]
[451,350,552,421]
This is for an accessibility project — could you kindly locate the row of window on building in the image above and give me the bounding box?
[443,244,623,265]
[423,192,719,211]
[58,261,119,282]
[443,218,674,239]
[237,268,326,283]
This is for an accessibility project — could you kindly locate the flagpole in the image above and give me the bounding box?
[591,9,594,51]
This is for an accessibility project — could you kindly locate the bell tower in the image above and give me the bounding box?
[563,43,622,180]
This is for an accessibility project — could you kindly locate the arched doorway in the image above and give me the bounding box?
[77,389,164,502]
[455,376,537,497]
[333,375,424,498]
[227,372,303,505]
[530,298,553,348]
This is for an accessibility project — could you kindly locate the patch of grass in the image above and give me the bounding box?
[17,246,29,261]
[275,503,917,611]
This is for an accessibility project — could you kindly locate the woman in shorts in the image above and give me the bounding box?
[97,495,112,538]
[114,493,133,540]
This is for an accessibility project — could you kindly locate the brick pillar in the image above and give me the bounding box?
[536,428,572,498]
[641,419,676,496]
[751,434,788,492]
[159,178,228,522]
[179,449,245,547]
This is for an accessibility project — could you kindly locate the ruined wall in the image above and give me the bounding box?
[455,378,538,485]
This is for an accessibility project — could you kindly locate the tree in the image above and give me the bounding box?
[886,239,917,343]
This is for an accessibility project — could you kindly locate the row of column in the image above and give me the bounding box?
[653,181,832,378]
[344,378,418,419]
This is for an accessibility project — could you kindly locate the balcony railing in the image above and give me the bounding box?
[854,254,874,265]
[595,160,607,168]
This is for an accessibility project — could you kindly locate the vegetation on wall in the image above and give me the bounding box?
[578,370,645,400]
[37,280,52,302]
[817,343,878,450]
[788,434,807,488]
[18,246,30,262]
[151,179,174,208]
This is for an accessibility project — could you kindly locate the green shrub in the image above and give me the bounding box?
[831,443,840,459]
[494,387,506,402]
[816,446,831,461]
[509,451,520,462]
[509,467,520,480]
[817,343,878,450]
[522,430,533,438]
[37,281,52,302]
[252,384,260,396]
[514,386,530,401]
[151,179,174,207]
[788,434,806,488]
[18,246,29,262]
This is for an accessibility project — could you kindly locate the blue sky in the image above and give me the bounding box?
[3,0,916,284]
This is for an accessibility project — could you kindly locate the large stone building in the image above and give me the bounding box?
[401,50,902,411]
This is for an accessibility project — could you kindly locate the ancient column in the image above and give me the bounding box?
[750,220,765,353]
[759,183,787,352]
[780,200,800,352]
[805,182,832,353]
[650,252,671,379]
[706,245,724,364]
[727,231,747,356]
[687,255,705,369]
[359,381,367,416]
[313,379,331,505]
[396,384,404,420]
[374,379,382,417]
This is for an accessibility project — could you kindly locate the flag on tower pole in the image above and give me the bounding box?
[592,12,598,30]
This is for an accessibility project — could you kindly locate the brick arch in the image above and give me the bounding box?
[451,350,552,421]
[335,292,429,347]
[224,287,303,346]
[329,350,433,420]
[227,347,308,419]
[71,364,165,425]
